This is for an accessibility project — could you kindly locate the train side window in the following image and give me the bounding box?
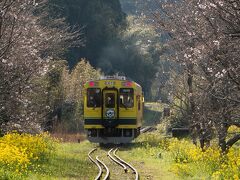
[105,93,115,108]
[87,88,101,108]
[119,88,134,108]
[137,96,141,111]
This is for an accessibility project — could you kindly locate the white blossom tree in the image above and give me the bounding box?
[151,0,240,151]
[0,0,82,133]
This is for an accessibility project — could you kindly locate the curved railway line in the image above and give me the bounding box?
[88,148,104,180]
[88,147,139,180]
[109,148,139,180]
[87,126,156,179]
[96,156,110,180]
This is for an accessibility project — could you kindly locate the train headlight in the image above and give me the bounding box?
[105,109,115,119]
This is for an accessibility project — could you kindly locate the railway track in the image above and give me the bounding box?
[108,148,139,180]
[87,126,156,179]
[140,126,156,133]
[88,148,107,180]
[88,147,139,180]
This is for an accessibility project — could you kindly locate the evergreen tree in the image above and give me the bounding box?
[48,0,127,68]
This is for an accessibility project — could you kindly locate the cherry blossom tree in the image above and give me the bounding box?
[151,0,240,151]
[0,0,82,133]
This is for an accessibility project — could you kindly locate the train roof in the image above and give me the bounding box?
[99,75,127,80]
[84,76,142,90]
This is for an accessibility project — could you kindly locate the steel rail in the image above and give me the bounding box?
[88,148,102,180]
[107,148,128,172]
[113,148,139,180]
[140,126,152,133]
[140,126,157,133]
[96,156,110,180]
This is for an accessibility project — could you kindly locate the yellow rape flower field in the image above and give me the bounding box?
[133,133,240,179]
[0,132,56,179]
[168,138,240,179]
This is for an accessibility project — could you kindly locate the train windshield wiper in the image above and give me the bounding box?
[92,101,97,110]
[122,103,128,110]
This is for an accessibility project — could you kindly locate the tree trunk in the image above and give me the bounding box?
[187,63,200,146]
[218,123,228,152]
[226,134,240,149]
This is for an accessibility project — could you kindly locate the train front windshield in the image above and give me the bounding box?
[105,93,115,108]
[119,88,134,108]
[87,88,134,108]
[87,88,101,107]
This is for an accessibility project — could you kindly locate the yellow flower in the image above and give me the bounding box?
[0,132,57,177]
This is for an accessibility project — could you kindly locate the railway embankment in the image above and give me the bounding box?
[25,133,178,180]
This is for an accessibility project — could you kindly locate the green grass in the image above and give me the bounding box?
[118,144,179,179]
[27,135,179,180]
[28,142,98,180]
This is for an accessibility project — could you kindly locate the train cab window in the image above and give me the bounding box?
[119,88,134,108]
[87,88,101,108]
[105,93,115,108]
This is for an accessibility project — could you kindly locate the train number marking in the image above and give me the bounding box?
[105,81,115,86]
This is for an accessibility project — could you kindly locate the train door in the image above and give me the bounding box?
[102,90,118,127]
